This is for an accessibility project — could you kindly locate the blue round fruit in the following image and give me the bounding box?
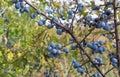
[50,42,55,48]
[63,48,70,53]
[103,24,111,31]
[73,61,81,68]
[25,7,30,12]
[47,46,52,51]
[78,7,82,12]
[68,10,73,15]
[36,9,41,14]
[56,29,63,35]
[15,2,21,9]
[71,44,77,50]
[30,13,36,19]
[56,44,62,49]
[68,15,72,19]
[77,67,84,73]
[47,24,54,29]
[38,21,43,26]
[97,21,105,28]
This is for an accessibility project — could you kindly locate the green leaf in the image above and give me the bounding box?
[23,65,30,75]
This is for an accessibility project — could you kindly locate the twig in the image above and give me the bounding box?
[104,67,115,75]
[113,0,120,76]
[70,5,78,31]
[80,27,95,43]
[66,62,73,77]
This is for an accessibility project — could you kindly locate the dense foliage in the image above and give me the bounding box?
[0,0,120,77]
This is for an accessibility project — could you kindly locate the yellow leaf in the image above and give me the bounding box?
[8,52,14,61]
[18,53,22,57]
[0,52,2,57]
[41,55,46,64]
[14,39,21,49]
[106,44,111,51]
[55,13,59,18]
[53,2,60,8]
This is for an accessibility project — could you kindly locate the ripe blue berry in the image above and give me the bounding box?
[78,7,82,12]
[73,61,81,68]
[98,40,104,45]
[56,44,62,49]
[20,8,25,13]
[112,58,118,63]
[106,10,111,15]
[69,37,74,42]
[56,29,63,35]
[77,67,84,73]
[52,17,58,22]
[71,44,77,50]
[92,6,100,10]
[92,44,98,50]
[103,24,111,31]
[36,9,41,14]
[47,46,52,51]
[12,0,17,3]
[68,10,73,15]
[72,59,77,63]
[85,17,91,22]
[60,13,64,19]
[94,18,99,22]
[38,21,43,26]
[98,21,105,28]
[113,44,116,48]
[93,73,102,77]
[47,24,54,29]
[57,50,61,55]
[68,15,72,19]
[52,49,57,54]
[87,43,93,48]
[30,13,36,19]
[50,42,55,48]
[20,2,25,8]
[15,2,21,9]
[25,7,30,12]
[63,48,70,53]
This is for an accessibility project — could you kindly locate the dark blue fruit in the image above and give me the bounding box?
[20,8,24,13]
[103,24,111,31]
[12,0,17,3]
[38,21,43,26]
[68,15,72,19]
[56,44,62,49]
[47,46,52,51]
[47,24,54,29]
[78,7,82,12]
[52,49,57,54]
[63,48,70,53]
[15,2,21,9]
[106,10,111,15]
[30,13,36,19]
[68,10,73,15]
[71,45,77,50]
[92,6,100,10]
[77,67,84,73]
[20,2,25,8]
[25,7,30,12]
[56,29,63,35]
[50,42,55,47]
[36,9,41,14]
[97,21,105,28]
[73,61,80,68]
